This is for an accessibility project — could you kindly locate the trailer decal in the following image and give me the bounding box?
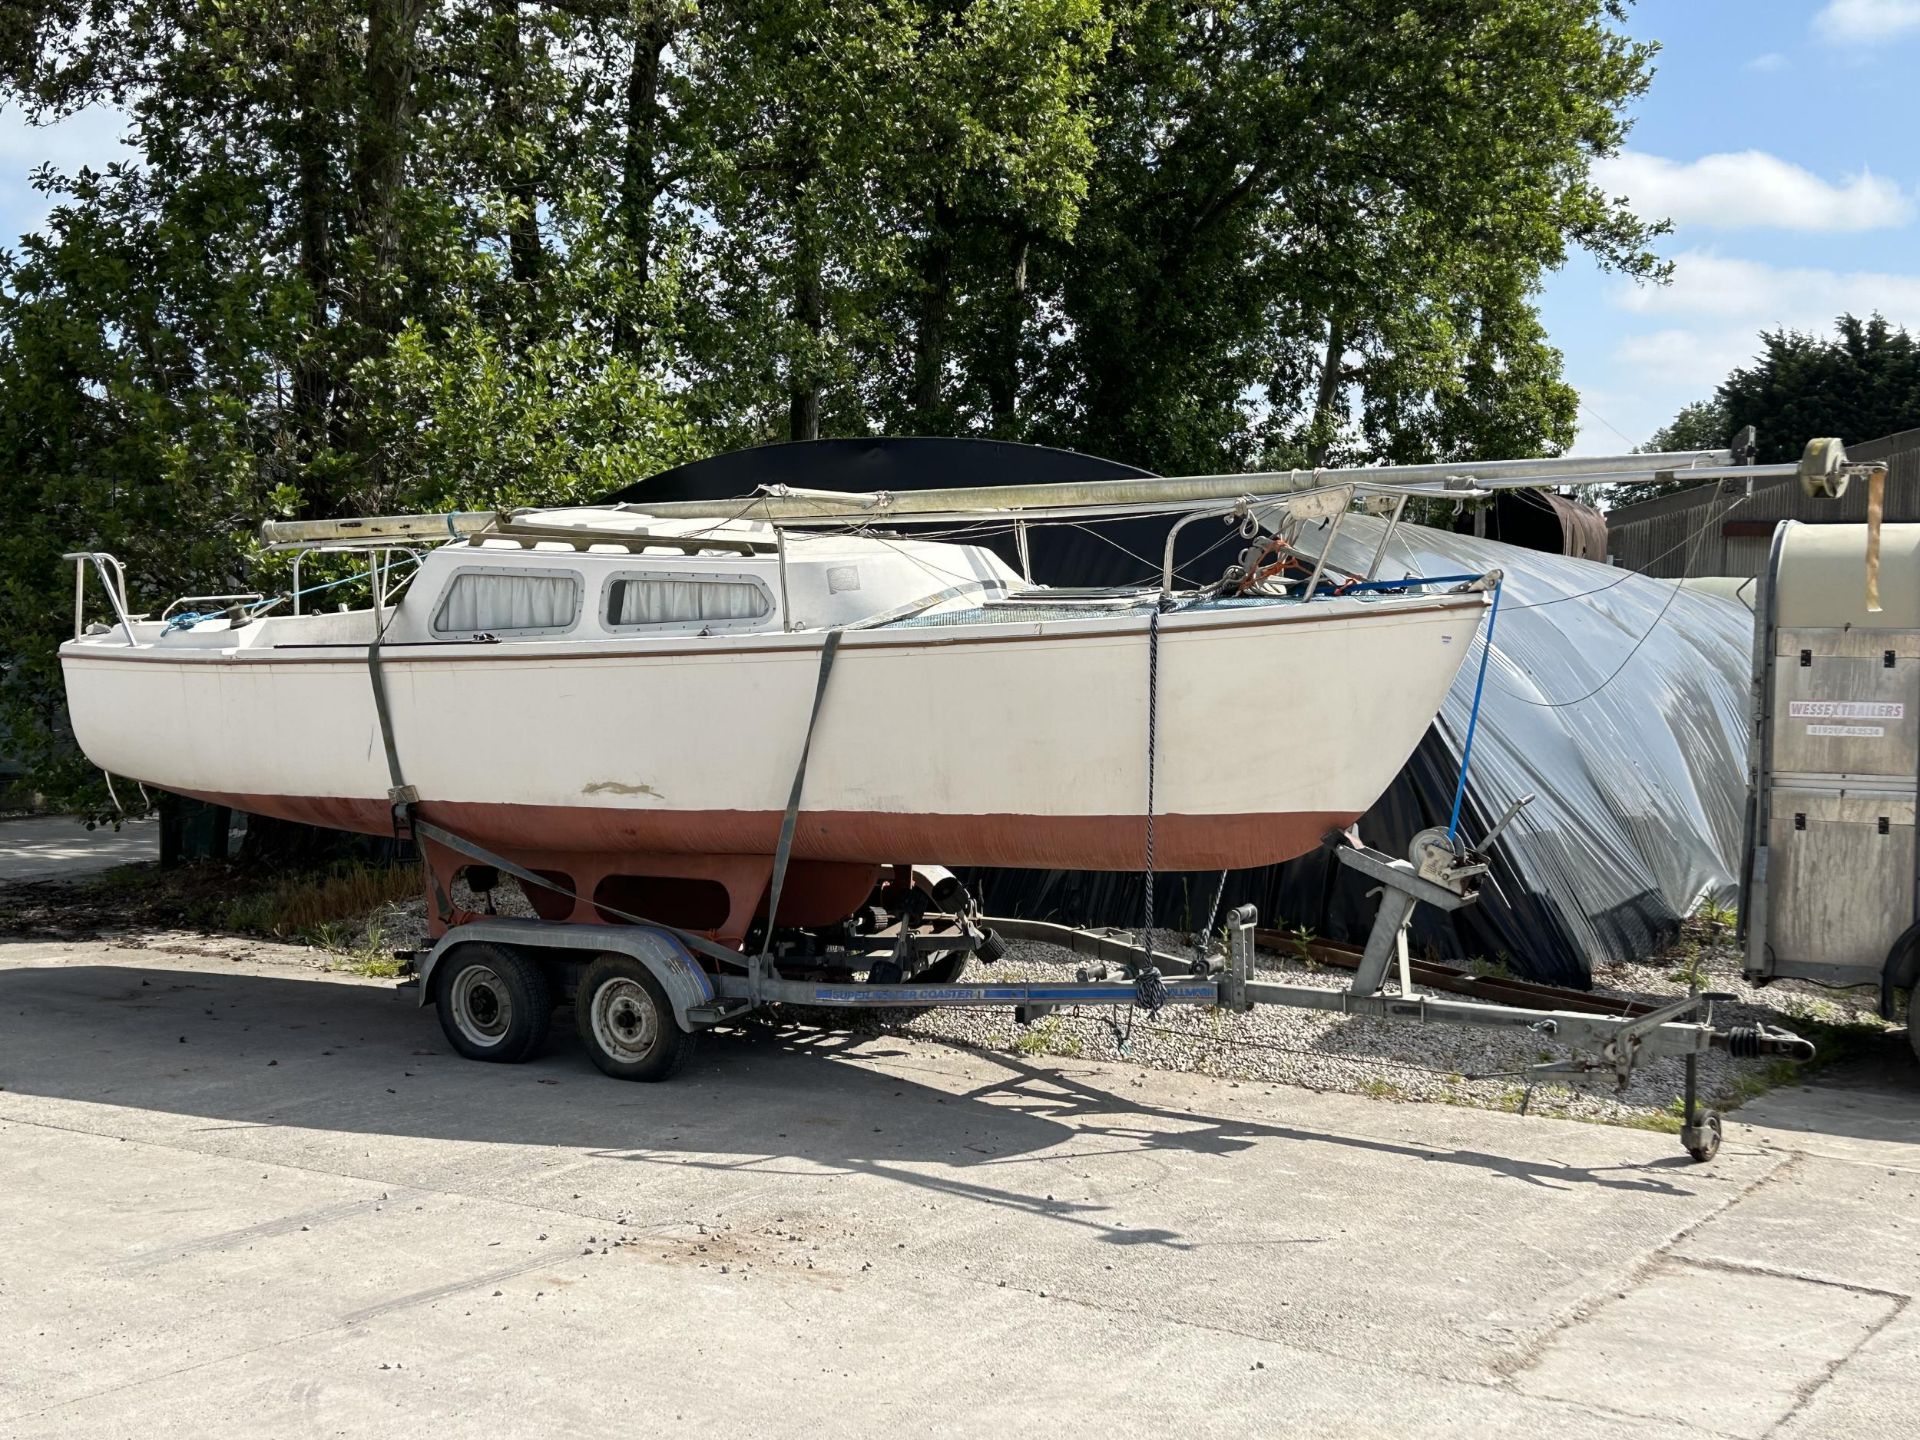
[1788,700,1903,719]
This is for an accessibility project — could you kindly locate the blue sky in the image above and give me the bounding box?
[1541,0,1920,450]
[2,1,1917,456]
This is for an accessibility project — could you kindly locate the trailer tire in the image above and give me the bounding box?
[575,955,696,1082]
[916,951,969,986]
[434,943,552,1064]
[1908,989,1919,1064]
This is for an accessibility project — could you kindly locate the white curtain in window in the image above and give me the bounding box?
[436,573,578,633]
[608,578,768,626]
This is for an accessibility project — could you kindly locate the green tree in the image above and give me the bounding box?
[0,0,696,807]
[1644,398,1733,455]
[1629,315,1920,514]
[1718,315,1920,462]
[1014,0,1664,475]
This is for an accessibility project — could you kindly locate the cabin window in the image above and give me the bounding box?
[432,569,582,636]
[603,573,774,631]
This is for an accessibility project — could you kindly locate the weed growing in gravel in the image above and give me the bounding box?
[1612,1101,1685,1135]
[312,921,407,977]
[1279,923,1319,969]
[1697,900,1738,932]
[1666,957,1706,988]
[1661,899,1740,977]
[1013,1017,1083,1059]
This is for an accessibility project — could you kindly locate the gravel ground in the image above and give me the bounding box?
[867,936,1898,1126]
[356,884,1901,1130]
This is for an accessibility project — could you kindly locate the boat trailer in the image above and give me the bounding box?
[404,816,1815,1164]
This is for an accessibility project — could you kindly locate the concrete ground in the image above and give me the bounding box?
[1,938,1914,1438]
[0,814,157,883]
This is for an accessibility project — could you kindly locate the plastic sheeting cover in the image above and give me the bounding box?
[961,516,1754,987]
[1320,514,1751,980]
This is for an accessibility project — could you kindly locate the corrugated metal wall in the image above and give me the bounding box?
[1606,427,1920,577]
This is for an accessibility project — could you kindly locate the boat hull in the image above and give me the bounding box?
[155,789,1357,874]
[62,595,1485,874]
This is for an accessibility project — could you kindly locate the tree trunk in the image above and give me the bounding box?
[788,212,824,441]
[491,0,543,291]
[1307,314,1347,467]
[909,196,957,431]
[351,0,431,337]
[985,232,1029,435]
[615,1,674,357]
[343,0,430,501]
[289,40,336,517]
[788,258,822,442]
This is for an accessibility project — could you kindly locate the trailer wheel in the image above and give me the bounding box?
[575,956,696,1082]
[916,951,969,985]
[435,943,552,1064]
[1682,1110,1723,1163]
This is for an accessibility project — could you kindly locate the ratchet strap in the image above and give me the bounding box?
[758,629,843,960]
[367,627,415,825]
[1866,463,1885,613]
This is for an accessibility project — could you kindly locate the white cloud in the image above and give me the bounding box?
[1614,249,1920,324]
[1599,250,1920,404]
[1612,327,1770,392]
[1815,0,1920,42]
[1592,149,1911,232]
[1746,52,1789,72]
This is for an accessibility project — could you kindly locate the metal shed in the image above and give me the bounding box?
[1606,427,1920,578]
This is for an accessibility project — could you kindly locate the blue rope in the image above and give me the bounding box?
[1444,579,1502,845]
[1332,573,1486,595]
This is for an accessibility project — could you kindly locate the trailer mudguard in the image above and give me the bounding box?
[414,916,715,1033]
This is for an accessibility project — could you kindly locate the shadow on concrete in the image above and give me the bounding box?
[1730,1030,1920,1151]
[0,962,1719,1243]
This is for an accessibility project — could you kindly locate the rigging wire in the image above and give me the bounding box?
[1499,490,1750,613]
[1488,485,1745,709]
[780,502,1253,595]
[1374,482,1747,614]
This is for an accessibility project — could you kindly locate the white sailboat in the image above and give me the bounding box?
[61,476,1500,944]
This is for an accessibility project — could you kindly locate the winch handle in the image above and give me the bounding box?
[1477,793,1535,854]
